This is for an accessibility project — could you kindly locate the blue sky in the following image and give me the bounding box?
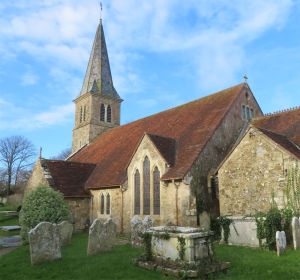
[0,0,299,158]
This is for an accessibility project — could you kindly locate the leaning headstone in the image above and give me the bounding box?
[87,218,117,256]
[28,222,61,265]
[131,216,143,247]
[292,217,300,250]
[58,221,73,246]
[276,231,286,256]
[130,215,153,247]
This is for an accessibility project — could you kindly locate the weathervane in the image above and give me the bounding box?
[243,74,248,83]
[100,2,103,21]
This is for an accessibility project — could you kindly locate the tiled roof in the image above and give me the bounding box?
[42,160,96,197]
[252,107,300,147]
[258,128,300,159]
[147,133,177,167]
[70,83,245,189]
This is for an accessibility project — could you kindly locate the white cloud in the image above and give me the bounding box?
[0,0,294,129]
[21,71,38,86]
[0,98,74,130]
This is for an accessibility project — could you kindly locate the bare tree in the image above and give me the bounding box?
[0,136,36,195]
[51,147,72,160]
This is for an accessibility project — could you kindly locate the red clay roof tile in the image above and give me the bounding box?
[69,83,245,189]
[42,160,96,197]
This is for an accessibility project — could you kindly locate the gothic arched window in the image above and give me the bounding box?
[107,105,112,123]
[153,167,160,215]
[83,105,86,121]
[143,156,150,215]
[106,193,111,215]
[134,170,141,215]
[80,106,83,123]
[100,194,105,214]
[100,104,105,121]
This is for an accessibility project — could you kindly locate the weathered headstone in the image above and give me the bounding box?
[130,215,153,247]
[276,231,286,256]
[292,217,300,250]
[58,221,73,246]
[87,218,117,256]
[28,222,61,265]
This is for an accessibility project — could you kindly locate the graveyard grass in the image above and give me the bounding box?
[1,234,300,280]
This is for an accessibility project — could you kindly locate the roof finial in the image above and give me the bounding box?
[243,74,248,84]
[100,2,103,21]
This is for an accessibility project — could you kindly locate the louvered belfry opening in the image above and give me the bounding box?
[134,169,141,215]
[143,156,150,215]
[100,104,105,121]
[153,166,160,215]
[107,105,112,123]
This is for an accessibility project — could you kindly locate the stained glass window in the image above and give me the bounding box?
[143,156,150,215]
[100,104,105,121]
[153,167,160,215]
[107,105,112,123]
[100,194,104,214]
[134,170,140,215]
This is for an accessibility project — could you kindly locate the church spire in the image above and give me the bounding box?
[80,20,121,100]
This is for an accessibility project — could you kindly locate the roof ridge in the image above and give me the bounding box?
[253,105,300,120]
[90,83,245,138]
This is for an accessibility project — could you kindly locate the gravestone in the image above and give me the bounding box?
[58,221,73,246]
[130,215,153,247]
[276,231,286,256]
[87,218,117,256]
[28,222,61,265]
[292,217,300,250]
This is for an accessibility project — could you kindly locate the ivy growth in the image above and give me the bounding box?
[142,232,152,261]
[285,164,300,216]
[177,237,186,260]
[218,216,232,244]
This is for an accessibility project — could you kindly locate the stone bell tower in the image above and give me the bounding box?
[72,19,123,153]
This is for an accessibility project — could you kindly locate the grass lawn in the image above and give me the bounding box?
[0,233,172,280]
[1,234,300,280]
[214,244,300,280]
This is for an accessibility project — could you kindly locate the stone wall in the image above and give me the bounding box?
[66,198,90,231]
[25,159,50,195]
[191,86,262,218]
[72,92,121,153]
[224,216,260,247]
[25,159,90,231]
[219,127,299,216]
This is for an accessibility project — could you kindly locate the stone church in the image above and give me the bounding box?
[26,19,263,232]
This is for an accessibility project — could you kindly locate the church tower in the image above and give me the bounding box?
[72,19,123,153]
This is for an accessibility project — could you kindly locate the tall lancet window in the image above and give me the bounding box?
[100,104,105,121]
[107,105,112,123]
[143,156,150,215]
[100,194,105,214]
[83,105,86,121]
[134,170,141,215]
[79,106,83,123]
[153,167,160,215]
[106,193,111,214]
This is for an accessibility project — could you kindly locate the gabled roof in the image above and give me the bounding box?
[79,20,121,100]
[147,133,177,167]
[258,128,300,159]
[69,83,246,189]
[251,107,300,159]
[41,160,96,197]
[252,107,300,147]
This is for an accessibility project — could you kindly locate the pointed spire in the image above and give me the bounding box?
[80,20,122,101]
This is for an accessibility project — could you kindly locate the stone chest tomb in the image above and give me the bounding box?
[148,226,214,263]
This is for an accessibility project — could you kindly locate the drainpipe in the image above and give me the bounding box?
[120,186,125,234]
[173,180,181,226]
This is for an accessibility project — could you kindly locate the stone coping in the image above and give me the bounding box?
[227,216,256,222]
[148,226,214,238]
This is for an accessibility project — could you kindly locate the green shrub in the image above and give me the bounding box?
[264,207,282,250]
[19,186,70,241]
